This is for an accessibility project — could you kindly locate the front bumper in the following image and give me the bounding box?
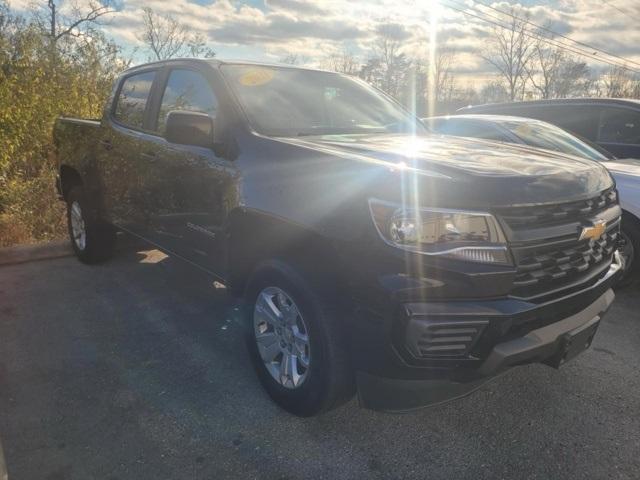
[354,254,621,412]
[479,289,611,375]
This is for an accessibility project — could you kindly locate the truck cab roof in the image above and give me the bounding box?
[121,57,333,76]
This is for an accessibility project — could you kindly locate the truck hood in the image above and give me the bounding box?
[282,134,613,207]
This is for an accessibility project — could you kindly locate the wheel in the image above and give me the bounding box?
[66,186,116,264]
[244,259,355,416]
[617,213,640,287]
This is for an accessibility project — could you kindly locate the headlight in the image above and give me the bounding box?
[368,199,511,265]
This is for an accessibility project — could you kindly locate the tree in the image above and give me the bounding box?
[31,0,115,66]
[431,47,457,103]
[483,9,535,101]
[321,48,360,75]
[525,30,591,99]
[138,7,215,61]
[550,58,591,98]
[0,1,128,246]
[360,25,412,99]
[478,81,509,104]
[601,65,640,98]
[279,53,308,65]
[525,33,563,99]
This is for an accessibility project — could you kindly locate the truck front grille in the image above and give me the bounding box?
[495,189,621,301]
[510,227,618,299]
[498,188,617,228]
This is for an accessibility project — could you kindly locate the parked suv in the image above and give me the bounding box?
[459,98,640,160]
[54,59,622,415]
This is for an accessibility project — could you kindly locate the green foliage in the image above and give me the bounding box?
[0,1,127,246]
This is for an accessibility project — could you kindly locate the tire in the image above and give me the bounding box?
[66,186,116,264]
[617,213,640,288]
[244,259,355,416]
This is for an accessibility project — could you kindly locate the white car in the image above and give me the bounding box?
[425,114,640,284]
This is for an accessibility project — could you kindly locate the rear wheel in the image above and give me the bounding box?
[245,259,355,416]
[66,186,116,264]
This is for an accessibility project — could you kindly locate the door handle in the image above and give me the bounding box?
[141,152,157,161]
[100,139,113,151]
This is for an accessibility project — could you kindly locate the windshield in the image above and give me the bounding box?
[221,65,424,137]
[500,120,609,161]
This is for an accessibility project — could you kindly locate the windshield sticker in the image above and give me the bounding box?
[514,123,532,136]
[239,68,275,87]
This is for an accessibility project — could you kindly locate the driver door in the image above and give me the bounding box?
[138,66,237,276]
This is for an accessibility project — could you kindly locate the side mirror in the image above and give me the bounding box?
[165,110,214,149]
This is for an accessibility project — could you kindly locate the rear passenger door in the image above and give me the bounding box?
[100,68,160,232]
[597,107,640,159]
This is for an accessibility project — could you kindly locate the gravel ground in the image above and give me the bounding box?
[0,243,639,480]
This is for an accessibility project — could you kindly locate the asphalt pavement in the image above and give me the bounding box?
[0,241,639,480]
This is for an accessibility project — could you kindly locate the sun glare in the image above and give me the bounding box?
[427,0,441,120]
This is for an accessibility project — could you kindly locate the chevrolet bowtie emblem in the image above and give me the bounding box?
[579,220,607,241]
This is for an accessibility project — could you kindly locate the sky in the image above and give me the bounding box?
[10,0,640,84]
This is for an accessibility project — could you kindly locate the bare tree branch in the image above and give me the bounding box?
[320,48,359,75]
[482,9,536,101]
[53,1,113,41]
[138,7,214,61]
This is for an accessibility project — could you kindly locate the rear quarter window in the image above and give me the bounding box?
[114,71,156,129]
[498,105,601,140]
[598,107,640,145]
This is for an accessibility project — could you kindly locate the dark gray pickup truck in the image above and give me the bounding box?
[54,58,623,415]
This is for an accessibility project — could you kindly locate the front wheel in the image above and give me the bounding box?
[245,259,355,416]
[66,186,116,264]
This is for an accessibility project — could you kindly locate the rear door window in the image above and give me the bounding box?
[156,69,218,134]
[114,71,156,129]
[598,107,640,145]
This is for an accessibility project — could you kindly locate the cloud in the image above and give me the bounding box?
[11,0,637,80]
[209,11,366,45]
[375,22,412,41]
[265,0,328,15]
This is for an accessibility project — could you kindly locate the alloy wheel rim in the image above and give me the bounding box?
[253,286,311,389]
[70,201,87,251]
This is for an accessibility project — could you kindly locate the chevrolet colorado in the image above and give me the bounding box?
[54,59,622,416]
[424,113,640,284]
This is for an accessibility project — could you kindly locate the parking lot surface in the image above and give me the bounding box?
[0,243,639,480]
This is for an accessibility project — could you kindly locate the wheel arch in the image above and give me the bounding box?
[225,208,346,297]
[622,208,640,226]
[59,165,83,201]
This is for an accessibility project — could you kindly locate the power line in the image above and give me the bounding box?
[602,0,632,17]
[441,0,640,75]
[473,0,640,70]
[445,0,640,73]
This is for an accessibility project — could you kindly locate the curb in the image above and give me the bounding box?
[0,240,72,267]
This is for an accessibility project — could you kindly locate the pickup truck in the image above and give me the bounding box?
[54,59,623,416]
